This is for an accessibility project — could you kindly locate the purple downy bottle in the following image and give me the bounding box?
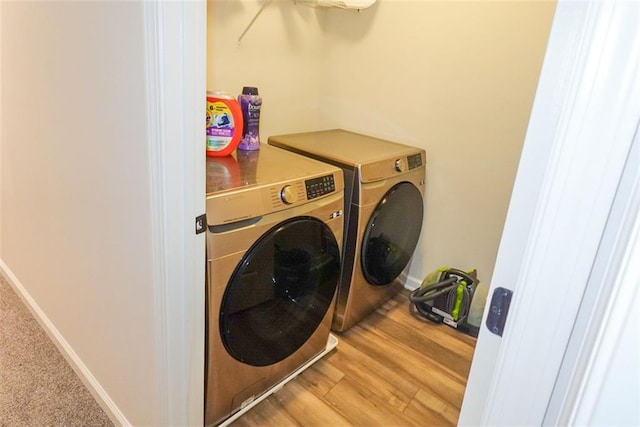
[237,86,262,151]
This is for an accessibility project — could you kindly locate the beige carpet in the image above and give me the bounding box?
[0,275,113,426]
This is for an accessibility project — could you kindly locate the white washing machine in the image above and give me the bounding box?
[269,129,426,332]
[205,145,344,426]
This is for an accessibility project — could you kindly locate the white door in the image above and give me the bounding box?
[459,1,640,425]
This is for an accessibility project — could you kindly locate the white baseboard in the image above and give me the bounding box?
[403,273,422,291]
[0,260,129,426]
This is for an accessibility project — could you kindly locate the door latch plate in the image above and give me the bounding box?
[486,287,513,337]
[195,214,206,234]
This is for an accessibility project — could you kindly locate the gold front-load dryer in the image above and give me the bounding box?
[269,129,426,332]
[205,145,344,426]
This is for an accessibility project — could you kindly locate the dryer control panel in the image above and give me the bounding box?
[360,150,427,183]
[407,153,423,170]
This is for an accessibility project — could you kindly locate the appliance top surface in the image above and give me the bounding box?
[268,129,424,167]
[206,143,340,197]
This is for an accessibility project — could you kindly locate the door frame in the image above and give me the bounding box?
[154,0,639,424]
[144,1,206,425]
[460,0,640,424]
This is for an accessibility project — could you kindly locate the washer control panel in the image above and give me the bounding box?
[305,174,336,200]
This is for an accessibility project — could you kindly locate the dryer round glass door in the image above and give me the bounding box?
[361,182,424,286]
[220,216,340,367]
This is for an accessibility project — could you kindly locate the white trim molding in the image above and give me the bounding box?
[143,0,207,425]
[548,126,640,425]
[567,174,640,425]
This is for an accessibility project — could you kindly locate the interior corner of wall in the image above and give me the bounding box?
[403,273,422,291]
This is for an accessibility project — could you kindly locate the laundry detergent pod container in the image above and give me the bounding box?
[206,91,243,157]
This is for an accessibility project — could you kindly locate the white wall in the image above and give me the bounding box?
[208,0,326,136]
[320,1,555,286]
[1,2,158,425]
[209,0,556,287]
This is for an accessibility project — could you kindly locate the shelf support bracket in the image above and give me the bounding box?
[238,0,273,46]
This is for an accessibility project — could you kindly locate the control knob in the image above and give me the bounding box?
[394,158,406,173]
[280,185,297,204]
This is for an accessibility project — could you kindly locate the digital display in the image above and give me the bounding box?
[305,175,335,199]
[407,153,423,170]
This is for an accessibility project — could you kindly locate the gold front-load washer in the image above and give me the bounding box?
[205,144,344,426]
[269,129,426,332]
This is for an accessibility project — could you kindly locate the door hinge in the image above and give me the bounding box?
[486,287,513,337]
[195,214,207,234]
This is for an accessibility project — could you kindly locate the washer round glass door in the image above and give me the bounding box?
[220,216,340,367]
[361,182,423,286]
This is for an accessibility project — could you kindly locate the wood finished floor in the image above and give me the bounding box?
[231,291,477,427]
